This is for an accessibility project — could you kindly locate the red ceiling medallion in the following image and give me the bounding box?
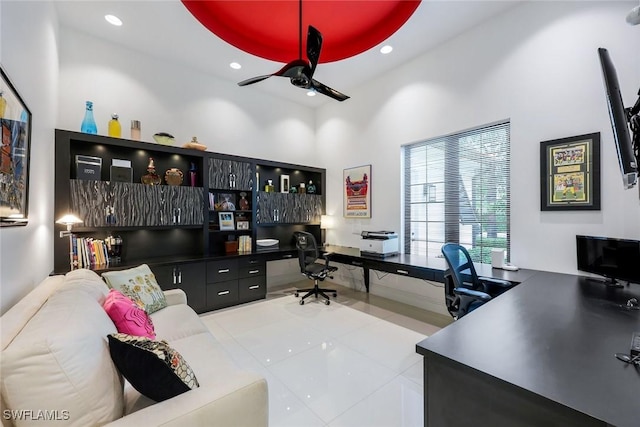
[181,0,421,63]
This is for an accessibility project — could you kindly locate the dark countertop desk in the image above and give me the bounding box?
[416,271,640,427]
[323,245,540,291]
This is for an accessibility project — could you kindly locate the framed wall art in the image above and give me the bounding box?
[540,133,601,211]
[0,66,32,226]
[343,164,371,218]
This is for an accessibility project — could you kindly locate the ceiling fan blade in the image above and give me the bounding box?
[307,26,322,78]
[238,59,308,87]
[238,75,273,86]
[310,79,350,102]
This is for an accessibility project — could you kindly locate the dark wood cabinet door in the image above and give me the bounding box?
[150,262,207,313]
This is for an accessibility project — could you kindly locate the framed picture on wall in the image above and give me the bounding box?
[540,133,601,211]
[344,164,371,218]
[0,66,32,226]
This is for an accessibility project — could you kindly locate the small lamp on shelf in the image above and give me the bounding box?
[56,214,83,270]
[320,214,334,247]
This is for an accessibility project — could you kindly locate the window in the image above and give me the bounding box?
[402,121,510,263]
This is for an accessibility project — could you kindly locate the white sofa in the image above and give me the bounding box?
[0,269,268,426]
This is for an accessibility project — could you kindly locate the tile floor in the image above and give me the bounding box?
[199,281,452,427]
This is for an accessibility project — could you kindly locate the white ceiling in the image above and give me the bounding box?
[54,0,523,108]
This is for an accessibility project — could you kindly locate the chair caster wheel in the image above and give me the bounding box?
[300,300,304,305]
[294,292,299,297]
[333,293,337,297]
[324,300,330,305]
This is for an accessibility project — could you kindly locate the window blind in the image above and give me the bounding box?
[403,121,511,263]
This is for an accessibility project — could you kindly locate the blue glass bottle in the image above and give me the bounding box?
[81,101,98,134]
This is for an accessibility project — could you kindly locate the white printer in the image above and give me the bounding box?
[359,231,399,257]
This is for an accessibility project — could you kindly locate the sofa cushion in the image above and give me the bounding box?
[1,277,124,426]
[103,289,155,339]
[108,333,199,402]
[102,264,167,314]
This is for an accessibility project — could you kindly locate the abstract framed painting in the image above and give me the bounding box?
[0,66,32,226]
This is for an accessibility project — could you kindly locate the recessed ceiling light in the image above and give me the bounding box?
[380,45,393,54]
[306,90,316,97]
[229,62,242,70]
[105,15,123,26]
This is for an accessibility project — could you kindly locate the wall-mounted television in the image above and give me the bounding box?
[576,235,640,287]
[597,47,639,189]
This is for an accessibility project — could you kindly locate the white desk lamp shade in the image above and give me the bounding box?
[320,215,334,229]
[56,214,83,231]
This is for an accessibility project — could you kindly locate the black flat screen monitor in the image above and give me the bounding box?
[597,47,638,189]
[576,235,640,286]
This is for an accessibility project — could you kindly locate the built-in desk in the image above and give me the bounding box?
[323,245,539,291]
[416,271,640,427]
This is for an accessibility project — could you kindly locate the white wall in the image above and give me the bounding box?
[0,1,59,314]
[57,28,317,166]
[316,1,640,314]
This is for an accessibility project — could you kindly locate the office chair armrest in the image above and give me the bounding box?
[453,287,492,302]
[322,252,334,267]
[478,276,513,288]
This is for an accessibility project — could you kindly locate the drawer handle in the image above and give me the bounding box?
[352,261,363,266]
[218,290,230,296]
[249,260,258,264]
[248,269,260,274]
[249,285,260,290]
[283,254,293,259]
[397,269,409,275]
[218,269,230,273]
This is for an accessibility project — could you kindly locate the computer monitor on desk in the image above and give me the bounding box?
[576,235,640,287]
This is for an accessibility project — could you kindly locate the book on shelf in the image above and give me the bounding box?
[238,235,252,253]
[72,236,110,270]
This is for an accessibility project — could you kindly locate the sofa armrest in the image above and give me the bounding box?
[163,289,187,306]
[105,371,268,427]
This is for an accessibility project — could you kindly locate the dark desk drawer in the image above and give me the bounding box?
[207,259,238,283]
[239,277,266,302]
[206,280,239,310]
[238,258,265,278]
[369,260,435,281]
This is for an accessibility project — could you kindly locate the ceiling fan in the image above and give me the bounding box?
[237,1,349,101]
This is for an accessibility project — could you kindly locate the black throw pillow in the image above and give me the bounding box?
[107,333,199,402]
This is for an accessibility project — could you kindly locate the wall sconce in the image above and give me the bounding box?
[56,214,83,270]
[320,214,334,247]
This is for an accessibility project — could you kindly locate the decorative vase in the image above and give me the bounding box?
[108,114,121,138]
[164,168,184,186]
[239,192,250,210]
[189,162,197,187]
[141,157,161,185]
[307,180,316,194]
[81,101,98,134]
[265,179,275,192]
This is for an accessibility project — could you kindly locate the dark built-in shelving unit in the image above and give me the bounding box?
[54,129,325,313]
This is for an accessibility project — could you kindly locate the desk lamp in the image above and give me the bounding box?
[320,214,334,247]
[56,214,83,270]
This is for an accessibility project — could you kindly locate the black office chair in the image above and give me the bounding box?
[441,243,515,319]
[293,231,338,305]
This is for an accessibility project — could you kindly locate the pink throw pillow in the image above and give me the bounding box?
[103,289,156,339]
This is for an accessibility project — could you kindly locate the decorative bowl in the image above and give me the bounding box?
[256,239,279,247]
[153,132,175,145]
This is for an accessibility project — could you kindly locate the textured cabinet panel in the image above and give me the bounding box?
[70,180,204,227]
[208,158,253,191]
[256,192,323,224]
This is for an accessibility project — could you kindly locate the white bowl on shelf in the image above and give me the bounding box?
[256,239,279,247]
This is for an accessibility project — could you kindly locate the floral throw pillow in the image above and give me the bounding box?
[107,333,199,402]
[102,264,167,314]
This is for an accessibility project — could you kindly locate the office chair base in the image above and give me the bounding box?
[295,285,337,305]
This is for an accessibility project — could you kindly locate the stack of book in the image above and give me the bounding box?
[238,235,252,253]
[72,235,110,269]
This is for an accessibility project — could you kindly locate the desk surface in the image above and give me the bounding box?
[416,271,640,426]
[324,245,540,284]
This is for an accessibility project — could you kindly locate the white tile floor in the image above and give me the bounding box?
[199,282,451,427]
